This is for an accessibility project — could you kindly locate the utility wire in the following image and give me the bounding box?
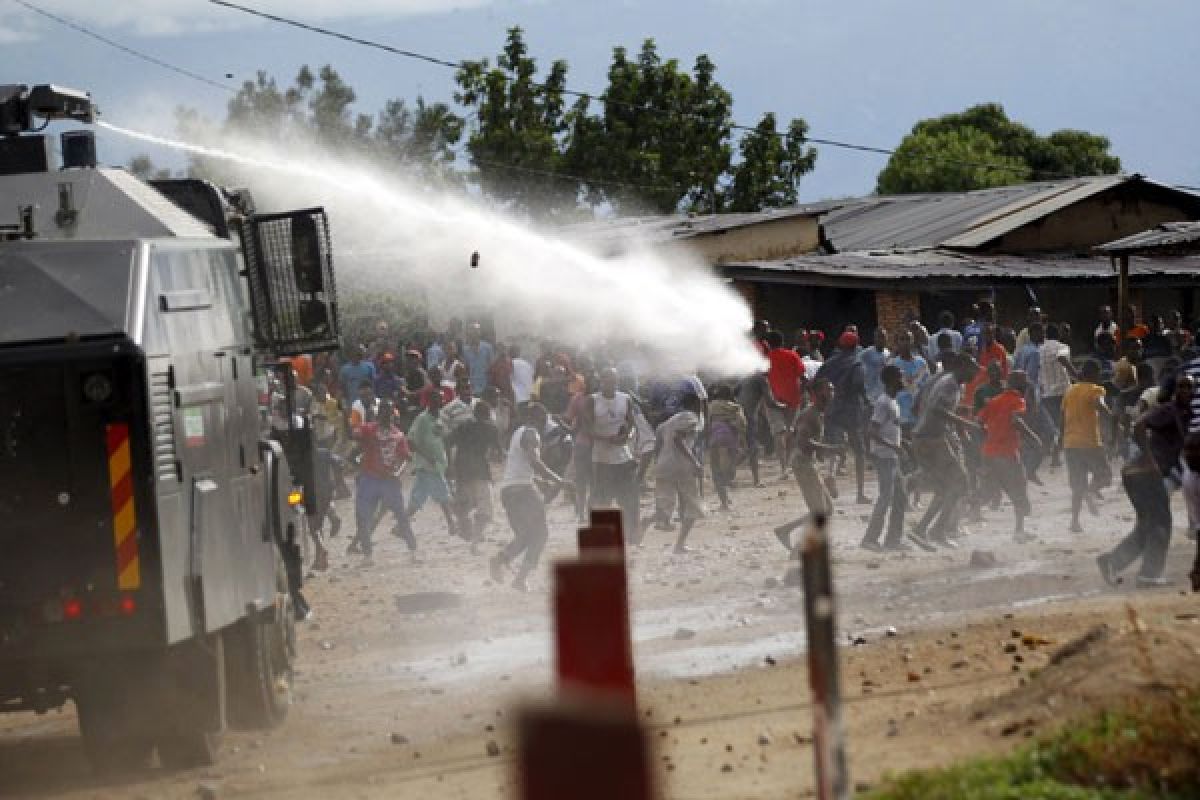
[209,0,463,72]
[12,0,238,94]
[207,0,1080,181]
[11,0,679,193]
[20,0,1193,194]
[470,156,685,193]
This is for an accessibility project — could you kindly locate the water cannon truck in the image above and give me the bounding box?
[0,84,340,769]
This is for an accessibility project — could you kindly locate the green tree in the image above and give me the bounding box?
[564,41,734,214]
[224,69,305,142]
[724,113,817,211]
[877,103,1120,194]
[1029,129,1121,180]
[298,65,371,150]
[177,65,464,188]
[373,97,465,187]
[877,127,1026,195]
[455,27,577,217]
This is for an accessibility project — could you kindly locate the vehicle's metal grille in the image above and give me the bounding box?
[150,369,179,482]
[237,208,340,357]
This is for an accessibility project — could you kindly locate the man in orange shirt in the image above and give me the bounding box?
[977,371,1042,542]
[1062,360,1113,533]
[285,354,314,387]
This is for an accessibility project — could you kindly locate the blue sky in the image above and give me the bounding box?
[6,0,1199,201]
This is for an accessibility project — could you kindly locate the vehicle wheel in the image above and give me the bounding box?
[226,563,295,729]
[75,673,155,773]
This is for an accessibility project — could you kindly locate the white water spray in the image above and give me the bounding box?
[98,120,765,375]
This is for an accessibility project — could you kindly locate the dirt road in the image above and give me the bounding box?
[2,459,1197,798]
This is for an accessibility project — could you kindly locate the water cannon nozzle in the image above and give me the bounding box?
[0,84,94,135]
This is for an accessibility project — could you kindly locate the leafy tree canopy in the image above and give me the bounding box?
[877,103,1120,195]
[178,65,463,187]
[171,34,820,218]
[457,28,818,217]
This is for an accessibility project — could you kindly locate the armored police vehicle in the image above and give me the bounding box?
[0,84,339,769]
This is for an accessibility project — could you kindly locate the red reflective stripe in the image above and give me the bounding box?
[116,530,139,571]
[110,470,134,511]
[106,422,128,457]
[105,423,140,591]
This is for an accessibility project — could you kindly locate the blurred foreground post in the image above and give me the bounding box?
[553,556,636,710]
[518,701,655,800]
[588,509,625,545]
[578,522,623,555]
[801,513,848,800]
[520,506,650,798]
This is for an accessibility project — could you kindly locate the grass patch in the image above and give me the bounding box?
[864,688,1200,799]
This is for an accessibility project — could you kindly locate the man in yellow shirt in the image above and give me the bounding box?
[1062,360,1113,533]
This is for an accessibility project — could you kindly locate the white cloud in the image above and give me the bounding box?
[4,0,496,38]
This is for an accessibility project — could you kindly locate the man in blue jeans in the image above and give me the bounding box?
[350,400,417,562]
[407,388,460,540]
[861,365,908,551]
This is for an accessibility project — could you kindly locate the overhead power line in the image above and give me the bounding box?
[207,0,1082,181]
[12,0,238,94]
[20,0,1196,195]
[209,0,463,72]
[470,156,685,194]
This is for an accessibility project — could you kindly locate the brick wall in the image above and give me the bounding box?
[875,290,921,334]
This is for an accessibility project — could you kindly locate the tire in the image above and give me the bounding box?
[75,675,155,774]
[225,562,295,730]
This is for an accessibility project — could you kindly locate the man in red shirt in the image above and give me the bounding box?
[350,399,417,560]
[979,323,1009,378]
[765,330,805,476]
[976,371,1041,542]
[414,364,456,410]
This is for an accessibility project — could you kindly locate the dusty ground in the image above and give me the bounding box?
[1,457,1198,798]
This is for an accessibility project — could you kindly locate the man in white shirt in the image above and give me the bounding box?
[510,344,535,406]
[928,310,963,363]
[489,403,566,592]
[861,365,907,552]
[1038,323,1078,466]
[583,367,640,543]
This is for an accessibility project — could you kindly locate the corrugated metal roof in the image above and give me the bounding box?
[820,176,1129,252]
[562,202,838,249]
[1095,221,1200,254]
[721,248,1200,287]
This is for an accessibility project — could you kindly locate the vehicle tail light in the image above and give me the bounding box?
[62,598,84,621]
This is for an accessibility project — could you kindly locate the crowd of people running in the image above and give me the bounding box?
[267,303,1200,594]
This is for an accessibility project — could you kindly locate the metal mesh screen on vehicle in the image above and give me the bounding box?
[238,208,340,356]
